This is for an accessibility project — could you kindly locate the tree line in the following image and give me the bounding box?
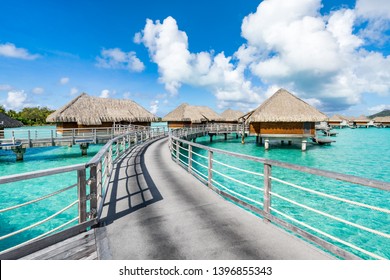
[0,105,55,126]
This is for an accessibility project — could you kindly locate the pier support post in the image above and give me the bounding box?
[264,139,270,150]
[301,140,307,151]
[288,140,292,145]
[281,140,284,145]
[12,146,26,161]
[209,135,213,142]
[80,143,89,156]
[236,133,238,139]
[256,135,259,144]
[224,133,227,140]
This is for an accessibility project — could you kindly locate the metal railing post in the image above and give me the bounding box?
[176,140,180,164]
[263,163,272,223]
[77,168,87,223]
[89,165,97,219]
[188,144,192,173]
[208,150,213,188]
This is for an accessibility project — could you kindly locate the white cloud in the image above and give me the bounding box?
[32,87,44,94]
[368,104,390,113]
[136,16,262,109]
[237,0,390,111]
[0,84,12,91]
[60,77,69,85]
[70,87,78,96]
[149,100,159,115]
[100,89,110,98]
[356,0,390,20]
[96,48,145,72]
[0,43,39,60]
[5,90,28,110]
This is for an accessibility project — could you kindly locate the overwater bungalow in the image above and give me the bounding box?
[162,103,222,129]
[352,115,373,128]
[46,93,158,133]
[0,112,23,139]
[373,116,390,128]
[327,114,349,128]
[247,88,327,151]
[220,109,244,124]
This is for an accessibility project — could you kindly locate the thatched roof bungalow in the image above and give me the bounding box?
[373,116,390,127]
[46,93,158,133]
[352,115,372,128]
[162,103,222,129]
[0,112,23,138]
[247,88,327,150]
[220,109,244,123]
[327,114,348,128]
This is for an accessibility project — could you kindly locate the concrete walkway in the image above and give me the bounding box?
[97,137,332,260]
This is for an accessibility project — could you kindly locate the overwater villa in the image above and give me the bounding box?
[352,115,373,128]
[373,116,390,128]
[247,88,327,151]
[162,103,222,129]
[46,93,158,133]
[220,109,244,123]
[327,114,349,128]
[0,112,23,139]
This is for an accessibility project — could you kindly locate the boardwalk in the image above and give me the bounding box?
[95,137,331,260]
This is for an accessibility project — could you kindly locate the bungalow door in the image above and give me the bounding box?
[303,122,311,135]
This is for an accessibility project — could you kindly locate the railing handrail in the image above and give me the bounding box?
[169,129,390,260]
[171,133,390,192]
[0,124,166,257]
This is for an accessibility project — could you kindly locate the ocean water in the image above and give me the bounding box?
[0,123,167,252]
[178,128,390,259]
[1,125,389,258]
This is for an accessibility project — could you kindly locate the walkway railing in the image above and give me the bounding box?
[0,124,151,147]
[0,125,166,258]
[169,129,390,260]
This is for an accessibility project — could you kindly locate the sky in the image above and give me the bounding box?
[1,0,390,118]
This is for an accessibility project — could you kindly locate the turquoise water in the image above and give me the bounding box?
[177,128,390,259]
[0,123,166,252]
[1,125,389,258]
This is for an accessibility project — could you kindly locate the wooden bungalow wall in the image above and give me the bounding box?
[249,122,315,135]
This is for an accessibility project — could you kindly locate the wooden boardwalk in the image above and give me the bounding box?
[19,137,332,260]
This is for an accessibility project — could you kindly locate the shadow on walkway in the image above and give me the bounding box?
[100,139,164,226]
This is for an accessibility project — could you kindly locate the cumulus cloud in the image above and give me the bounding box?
[356,0,390,20]
[70,87,78,96]
[149,100,159,115]
[96,48,145,72]
[32,87,44,94]
[238,0,390,111]
[5,90,28,110]
[0,43,39,60]
[0,84,12,91]
[60,77,69,85]
[100,89,110,98]
[368,104,390,113]
[136,16,262,109]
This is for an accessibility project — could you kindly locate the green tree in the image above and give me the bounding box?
[0,105,6,114]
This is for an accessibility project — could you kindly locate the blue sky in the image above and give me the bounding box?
[1,0,390,117]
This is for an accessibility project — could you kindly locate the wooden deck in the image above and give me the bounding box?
[20,230,98,260]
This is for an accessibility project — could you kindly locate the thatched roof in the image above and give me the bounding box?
[327,114,347,122]
[220,109,245,122]
[0,112,23,128]
[353,115,370,122]
[162,103,222,123]
[46,93,158,125]
[373,116,390,122]
[248,88,327,122]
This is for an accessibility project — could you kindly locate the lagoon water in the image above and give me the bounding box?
[1,126,389,258]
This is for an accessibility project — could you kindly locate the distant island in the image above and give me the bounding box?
[368,109,390,118]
